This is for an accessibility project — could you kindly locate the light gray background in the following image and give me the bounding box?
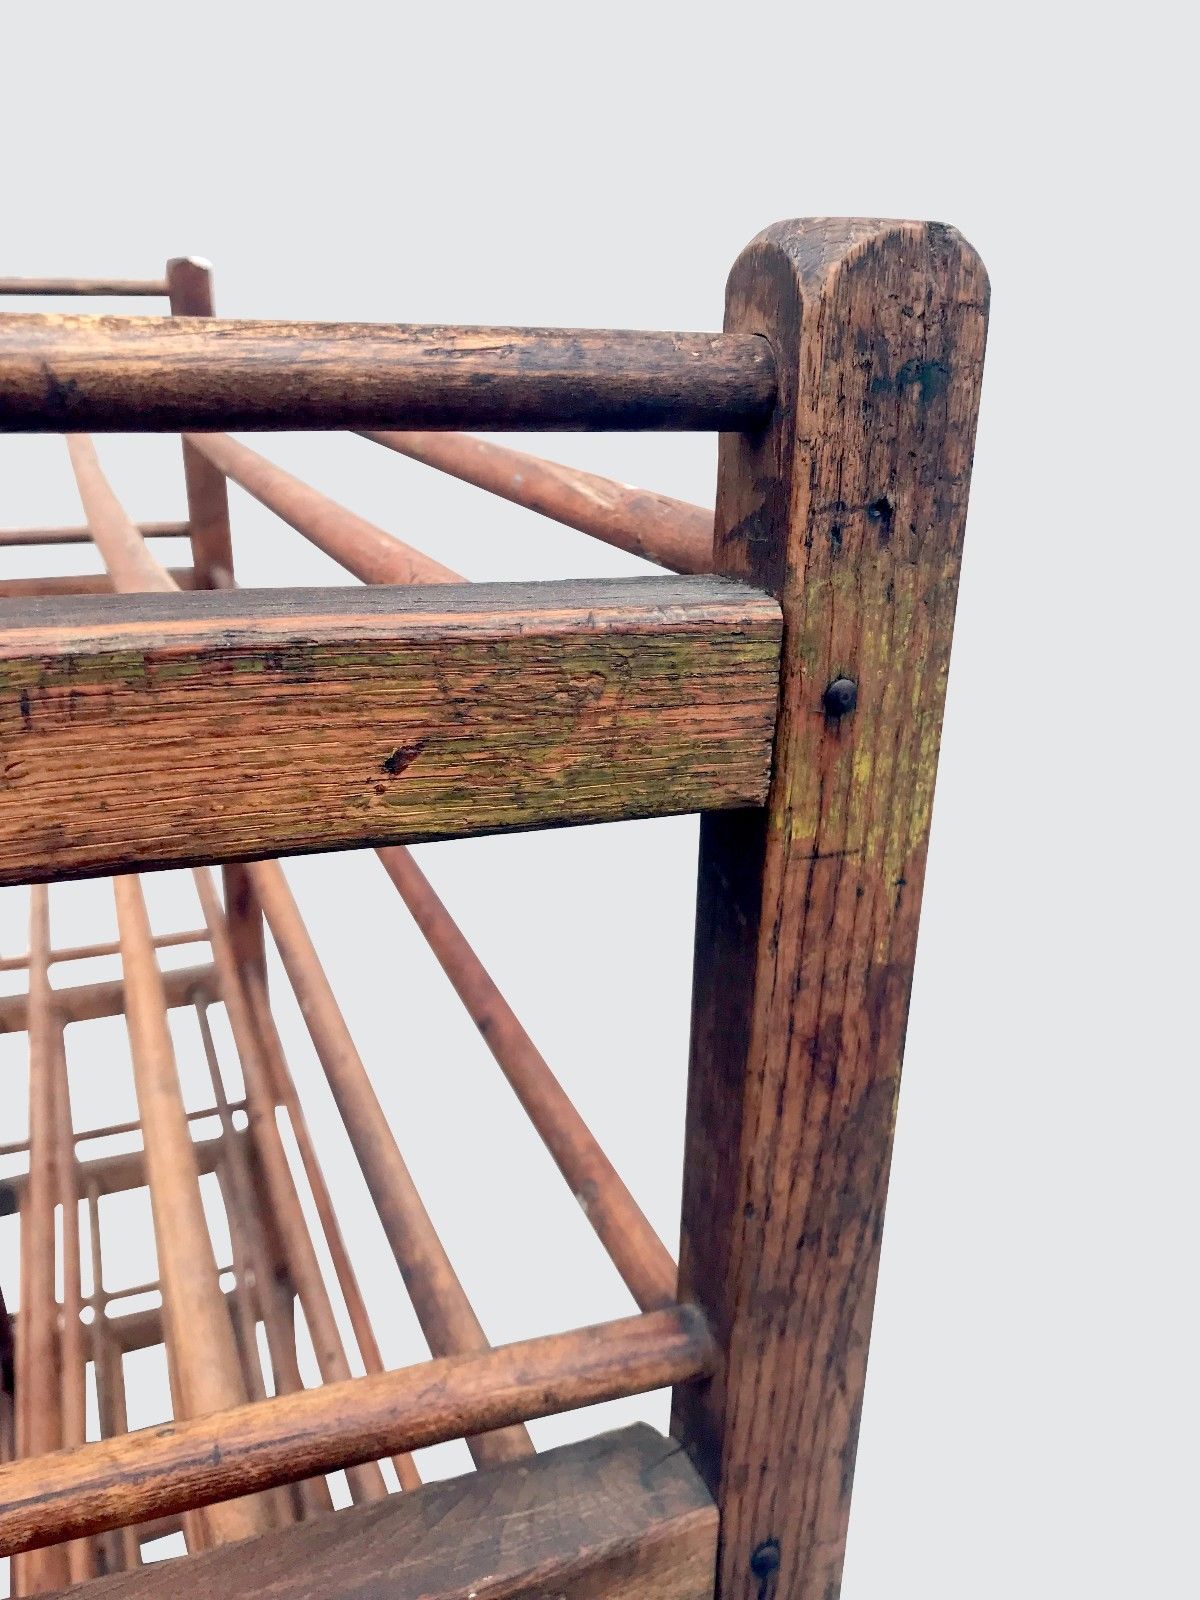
[0,5,1194,1595]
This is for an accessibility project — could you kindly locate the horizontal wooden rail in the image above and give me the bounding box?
[186,432,461,584]
[0,1098,243,1162]
[0,1306,713,1556]
[0,316,776,432]
[0,278,167,297]
[0,521,188,549]
[364,430,714,574]
[0,569,197,598]
[47,1425,717,1600]
[0,926,208,974]
[0,578,780,884]
[0,963,215,1033]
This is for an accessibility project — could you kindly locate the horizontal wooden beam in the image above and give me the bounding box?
[0,964,216,1033]
[0,927,208,974]
[33,1425,717,1600]
[0,569,197,599]
[364,430,714,574]
[0,315,776,432]
[0,522,188,549]
[0,577,780,884]
[0,1307,714,1557]
[0,279,167,297]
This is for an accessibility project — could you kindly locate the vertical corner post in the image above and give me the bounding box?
[672,219,989,1600]
[165,254,267,988]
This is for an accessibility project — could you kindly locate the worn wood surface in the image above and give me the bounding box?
[188,432,462,584]
[39,1426,716,1600]
[0,1308,714,1557]
[0,315,776,432]
[364,430,714,573]
[0,577,780,884]
[671,220,988,1600]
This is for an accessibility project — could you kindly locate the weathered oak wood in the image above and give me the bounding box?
[0,570,196,599]
[0,578,780,884]
[671,220,989,1600]
[165,260,236,590]
[39,1426,716,1600]
[0,1308,714,1557]
[0,315,776,432]
[363,430,714,573]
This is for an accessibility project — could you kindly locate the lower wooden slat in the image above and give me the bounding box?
[0,576,780,885]
[42,1425,716,1600]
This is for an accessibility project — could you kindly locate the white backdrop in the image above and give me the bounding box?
[0,5,1194,1595]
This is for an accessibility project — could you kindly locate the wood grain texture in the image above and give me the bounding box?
[364,430,714,573]
[0,315,775,432]
[0,577,780,884]
[38,1426,716,1600]
[188,431,462,584]
[0,1308,714,1558]
[671,220,989,1600]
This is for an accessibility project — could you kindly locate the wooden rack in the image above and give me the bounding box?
[0,220,989,1600]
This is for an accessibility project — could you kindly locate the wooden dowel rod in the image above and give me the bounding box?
[85,1186,141,1574]
[0,1098,246,1164]
[0,316,777,433]
[0,570,197,599]
[0,522,188,549]
[186,433,461,585]
[245,857,533,1467]
[0,927,209,975]
[239,963,421,1491]
[0,279,167,297]
[66,435,177,594]
[0,964,217,1035]
[377,845,677,1311]
[0,1306,712,1557]
[362,431,714,575]
[52,1025,95,1585]
[192,869,394,1502]
[111,874,272,1546]
[15,884,71,1595]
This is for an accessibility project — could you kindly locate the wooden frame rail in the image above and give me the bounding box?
[0,218,988,1600]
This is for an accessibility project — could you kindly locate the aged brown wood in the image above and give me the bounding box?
[671,219,989,1600]
[14,884,71,1596]
[35,1426,716,1600]
[0,577,780,885]
[85,1186,141,1574]
[0,1308,713,1557]
[0,316,776,433]
[192,867,397,1503]
[379,844,677,1310]
[364,430,714,573]
[246,856,534,1467]
[0,522,188,549]
[187,432,462,584]
[51,1025,95,1585]
[0,279,167,297]
[165,259,236,589]
[0,965,215,1033]
[0,927,208,974]
[111,873,273,1547]
[237,963,422,1491]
